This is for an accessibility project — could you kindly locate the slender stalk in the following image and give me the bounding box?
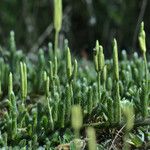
[20,62,25,102]
[102,65,107,90]
[8,72,13,100]
[23,63,27,100]
[66,47,72,80]
[141,77,148,118]
[54,30,59,55]
[143,53,148,82]
[97,72,101,100]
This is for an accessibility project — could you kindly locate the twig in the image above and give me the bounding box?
[132,0,148,49]
[30,7,71,52]
[30,24,53,52]
[109,125,126,150]
[83,118,150,129]
[109,114,135,150]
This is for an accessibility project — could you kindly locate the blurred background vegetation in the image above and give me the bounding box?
[0,0,150,57]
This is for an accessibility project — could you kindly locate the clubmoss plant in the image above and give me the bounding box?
[93,40,105,100]
[53,93,59,123]
[65,84,72,121]
[138,22,149,119]
[10,92,17,139]
[113,39,119,81]
[0,22,150,148]
[87,87,93,114]
[113,38,121,123]
[66,47,72,81]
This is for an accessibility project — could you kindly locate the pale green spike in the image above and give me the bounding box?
[113,38,119,81]
[93,40,99,72]
[138,22,146,53]
[87,127,97,150]
[54,0,62,52]
[103,65,107,82]
[43,71,47,81]
[121,100,134,131]
[71,105,83,138]
[122,101,134,150]
[20,62,27,101]
[96,40,99,52]
[98,45,104,71]
[23,62,27,99]
[66,47,72,79]
[73,59,78,79]
[72,105,83,129]
[20,62,24,101]
[54,0,62,32]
